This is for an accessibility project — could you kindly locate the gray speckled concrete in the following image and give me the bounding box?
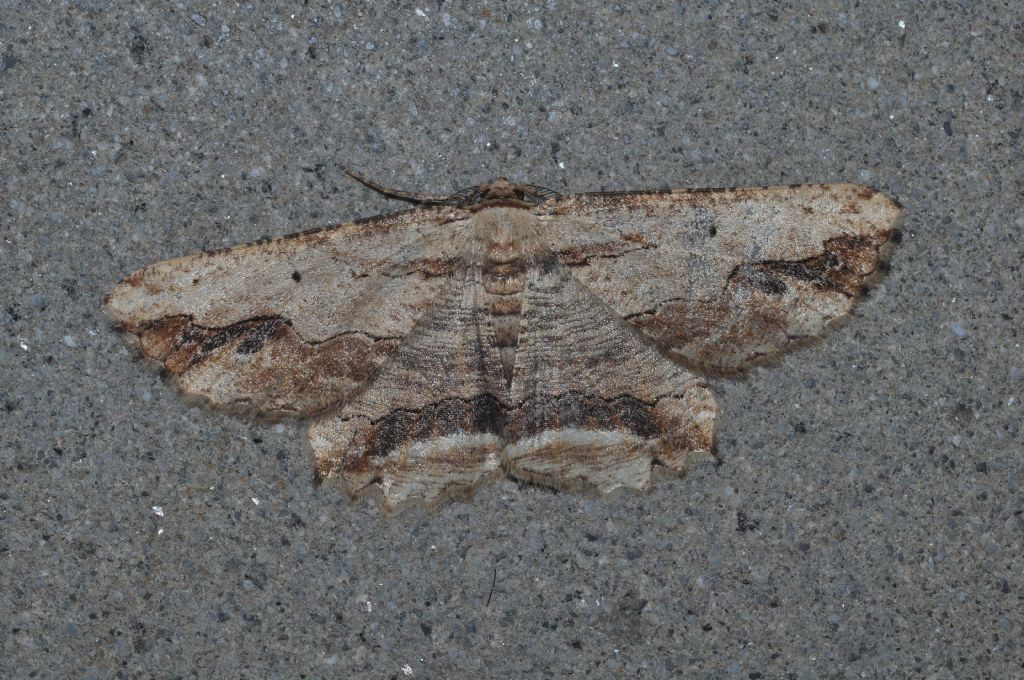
[2,2,1021,678]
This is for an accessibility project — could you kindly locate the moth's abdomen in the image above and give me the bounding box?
[482,242,526,386]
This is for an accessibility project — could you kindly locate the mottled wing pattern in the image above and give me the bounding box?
[105,207,473,416]
[309,270,507,508]
[308,260,717,509]
[542,184,901,371]
[503,261,716,492]
[108,176,901,511]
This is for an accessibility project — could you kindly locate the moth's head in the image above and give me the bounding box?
[455,178,561,209]
[479,178,520,200]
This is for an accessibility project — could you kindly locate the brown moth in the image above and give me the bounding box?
[105,169,902,510]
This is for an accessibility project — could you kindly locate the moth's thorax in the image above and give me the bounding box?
[469,206,545,263]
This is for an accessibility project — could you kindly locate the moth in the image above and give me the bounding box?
[106,169,901,510]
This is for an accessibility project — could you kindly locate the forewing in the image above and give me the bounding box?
[105,207,472,416]
[540,184,901,372]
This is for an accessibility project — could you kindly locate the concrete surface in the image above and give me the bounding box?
[2,2,1021,678]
